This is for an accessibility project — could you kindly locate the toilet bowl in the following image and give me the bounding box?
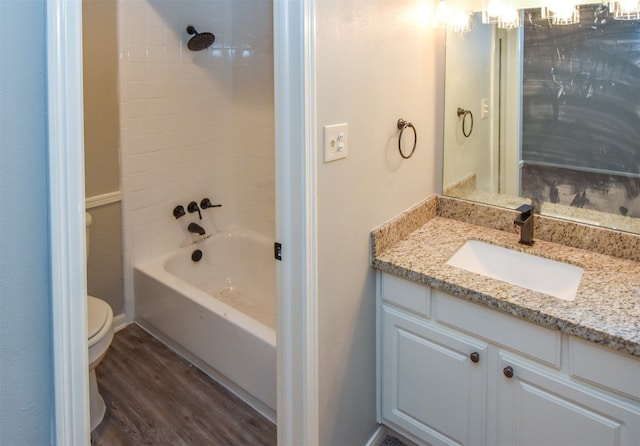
[86,212,114,430]
[87,295,114,430]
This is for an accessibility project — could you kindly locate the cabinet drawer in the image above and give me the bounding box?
[380,273,431,318]
[435,290,561,367]
[569,336,640,400]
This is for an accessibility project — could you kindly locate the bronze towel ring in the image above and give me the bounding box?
[397,118,417,159]
[457,107,473,137]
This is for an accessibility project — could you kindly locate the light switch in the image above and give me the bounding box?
[481,98,489,119]
[323,123,348,163]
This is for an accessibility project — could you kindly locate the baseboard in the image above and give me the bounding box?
[365,425,388,446]
[112,313,128,332]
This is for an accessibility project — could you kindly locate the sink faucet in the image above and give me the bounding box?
[514,204,534,246]
[188,222,206,236]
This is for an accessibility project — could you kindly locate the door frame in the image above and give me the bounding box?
[49,0,319,444]
[48,0,90,444]
[274,0,319,444]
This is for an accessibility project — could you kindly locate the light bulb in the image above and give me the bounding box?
[483,0,504,23]
[612,0,640,20]
[543,3,580,25]
[450,11,473,33]
[498,7,521,28]
[619,0,639,12]
[552,4,576,20]
[434,0,451,27]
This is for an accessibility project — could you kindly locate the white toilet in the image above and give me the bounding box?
[86,212,114,431]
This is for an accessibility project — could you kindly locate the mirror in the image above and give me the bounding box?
[443,4,640,233]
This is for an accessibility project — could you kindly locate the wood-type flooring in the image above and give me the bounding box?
[91,323,276,446]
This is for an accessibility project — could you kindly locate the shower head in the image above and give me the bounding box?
[186,25,215,51]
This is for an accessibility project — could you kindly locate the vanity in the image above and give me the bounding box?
[372,195,640,446]
[386,2,640,441]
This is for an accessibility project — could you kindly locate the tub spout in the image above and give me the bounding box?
[188,222,206,236]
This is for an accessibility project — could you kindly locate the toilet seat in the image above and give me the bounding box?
[88,295,112,348]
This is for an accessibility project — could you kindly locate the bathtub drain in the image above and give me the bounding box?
[191,249,203,262]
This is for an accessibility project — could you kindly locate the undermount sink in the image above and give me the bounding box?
[446,240,583,301]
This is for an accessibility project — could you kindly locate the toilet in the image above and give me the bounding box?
[86,212,114,431]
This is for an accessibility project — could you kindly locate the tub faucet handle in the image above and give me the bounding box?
[187,201,202,220]
[201,197,222,209]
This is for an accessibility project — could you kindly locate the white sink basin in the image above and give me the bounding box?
[446,240,583,301]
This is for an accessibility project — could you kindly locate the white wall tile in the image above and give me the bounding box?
[147,26,164,46]
[146,45,164,63]
[126,62,148,81]
[119,0,275,301]
[127,24,146,45]
[127,44,148,63]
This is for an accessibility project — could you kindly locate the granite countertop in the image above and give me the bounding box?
[372,199,640,358]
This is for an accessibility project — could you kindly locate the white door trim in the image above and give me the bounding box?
[48,0,318,443]
[274,0,319,444]
[47,0,91,443]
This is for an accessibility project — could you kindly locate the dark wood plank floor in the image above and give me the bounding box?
[91,323,276,446]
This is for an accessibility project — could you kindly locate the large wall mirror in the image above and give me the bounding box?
[443,2,640,234]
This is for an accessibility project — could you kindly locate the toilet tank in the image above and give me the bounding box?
[85,212,92,258]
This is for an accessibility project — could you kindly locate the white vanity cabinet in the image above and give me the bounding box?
[495,351,639,446]
[381,305,488,445]
[377,272,640,446]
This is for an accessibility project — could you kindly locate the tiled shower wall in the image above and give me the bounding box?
[118,0,274,315]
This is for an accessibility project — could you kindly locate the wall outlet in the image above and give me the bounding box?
[323,123,348,163]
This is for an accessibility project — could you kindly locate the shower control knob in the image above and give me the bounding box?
[201,198,222,209]
[187,201,202,220]
[173,205,186,219]
[469,352,480,363]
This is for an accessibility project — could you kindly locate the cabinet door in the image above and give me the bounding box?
[496,352,640,446]
[381,305,488,446]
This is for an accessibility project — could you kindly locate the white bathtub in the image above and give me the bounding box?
[134,227,276,422]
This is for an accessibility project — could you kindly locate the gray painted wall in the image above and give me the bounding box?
[315,0,441,443]
[0,0,54,444]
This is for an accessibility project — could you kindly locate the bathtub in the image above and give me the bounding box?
[134,227,276,422]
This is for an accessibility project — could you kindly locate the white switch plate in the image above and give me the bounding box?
[323,123,348,163]
[481,98,489,119]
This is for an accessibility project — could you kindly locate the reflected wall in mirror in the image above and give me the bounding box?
[443,4,640,233]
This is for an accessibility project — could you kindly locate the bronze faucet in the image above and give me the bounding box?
[514,204,534,245]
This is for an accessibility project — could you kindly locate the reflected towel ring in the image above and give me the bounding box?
[457,107,473,137]
[397,118,417,159]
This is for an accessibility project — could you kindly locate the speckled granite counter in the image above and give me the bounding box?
[371,195,640,357]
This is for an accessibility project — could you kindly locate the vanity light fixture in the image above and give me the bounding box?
[610,0,640,20]
[541,4,581,24]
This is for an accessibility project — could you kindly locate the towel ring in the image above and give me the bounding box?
[397,118,417,159]
[457,107,473,138]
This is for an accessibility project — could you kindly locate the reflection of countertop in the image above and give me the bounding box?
[371,196,640,357]
[445,174,640,233]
